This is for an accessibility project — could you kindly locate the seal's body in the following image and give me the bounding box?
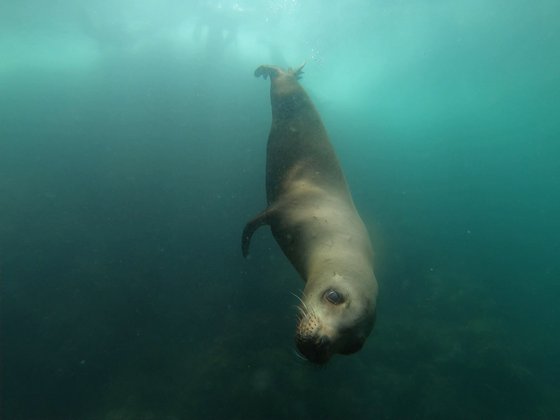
[243,65,378,364]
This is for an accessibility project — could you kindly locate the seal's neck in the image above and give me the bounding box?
[270,78,313,120]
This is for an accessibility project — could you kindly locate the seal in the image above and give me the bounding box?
[242,64,378,364]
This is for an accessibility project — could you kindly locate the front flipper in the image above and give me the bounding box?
[242,209,273,258]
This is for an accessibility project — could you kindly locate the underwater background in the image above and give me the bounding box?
[1,0,559,419]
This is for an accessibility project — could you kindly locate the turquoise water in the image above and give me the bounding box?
[1,1,559,419]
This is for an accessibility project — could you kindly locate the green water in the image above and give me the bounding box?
[1,1,559,419]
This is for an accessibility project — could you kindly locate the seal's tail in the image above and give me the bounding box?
[254,63,305,80]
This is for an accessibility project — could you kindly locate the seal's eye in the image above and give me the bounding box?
[325,289,343,305]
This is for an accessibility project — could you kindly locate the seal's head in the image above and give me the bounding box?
[295,272,376,364]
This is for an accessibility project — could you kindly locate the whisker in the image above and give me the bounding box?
[292,348,308,362]
[299,290,317,317]
[296,306,308,321]
[292,305,306,318]
[290,291,309,312]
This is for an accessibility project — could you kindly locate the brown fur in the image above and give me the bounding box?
[243,65,378,364]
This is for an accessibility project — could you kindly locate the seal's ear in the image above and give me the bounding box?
[242,209,272,258]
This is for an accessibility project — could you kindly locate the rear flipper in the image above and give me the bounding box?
[254,63,305,80]
[242,209,273,258]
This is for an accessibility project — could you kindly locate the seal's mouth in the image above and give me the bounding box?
[295,334,333,364]
[294,299,333,364]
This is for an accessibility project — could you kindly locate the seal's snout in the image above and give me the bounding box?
[296,335,332,365]
[295,309,333,364]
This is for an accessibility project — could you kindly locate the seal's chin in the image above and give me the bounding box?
[295,334,333,365]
